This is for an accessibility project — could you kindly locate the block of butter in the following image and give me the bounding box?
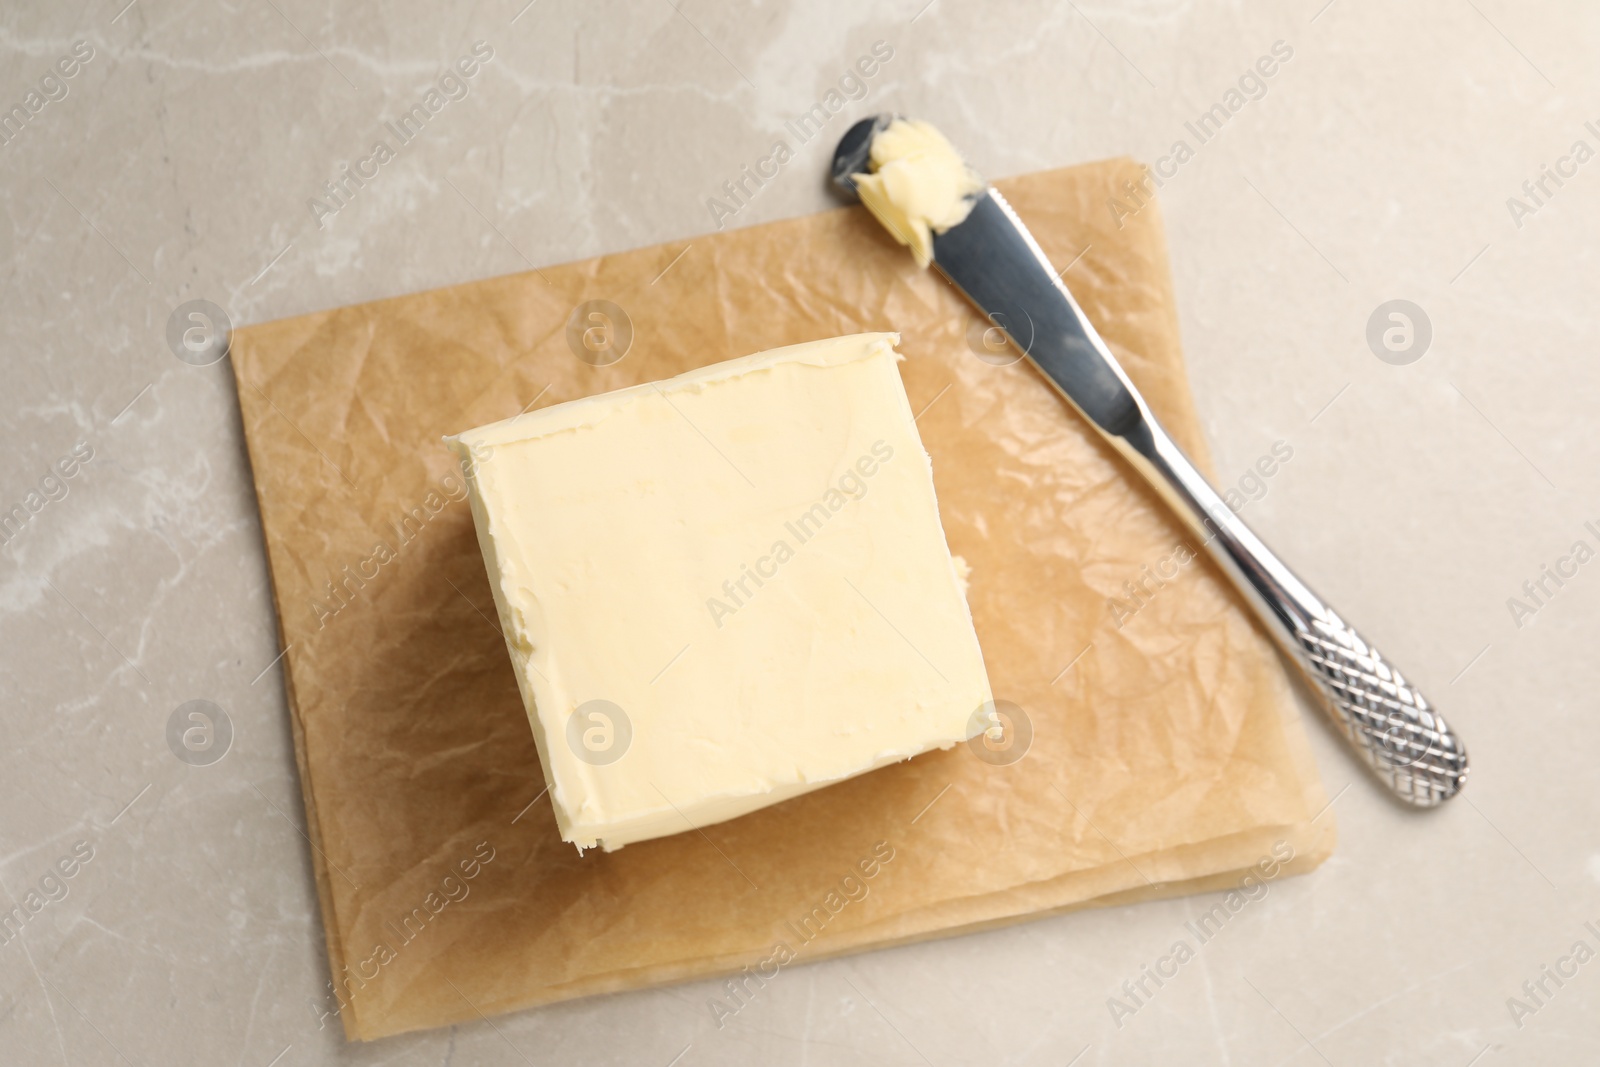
[445,333,992,851]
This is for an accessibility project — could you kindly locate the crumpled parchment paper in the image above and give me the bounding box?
[229,158,1332,1041]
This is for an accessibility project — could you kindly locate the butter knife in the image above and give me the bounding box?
[831,115,1468,807]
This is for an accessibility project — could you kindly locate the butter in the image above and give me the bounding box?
[851,118,984,268]
[950,554,972,599]
[446,333,992,851]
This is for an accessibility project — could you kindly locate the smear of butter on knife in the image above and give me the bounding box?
[852,118,984,269]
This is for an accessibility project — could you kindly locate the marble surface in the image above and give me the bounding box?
[2,1,1597,1063]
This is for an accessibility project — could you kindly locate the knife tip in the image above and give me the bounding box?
[829,114,896,201]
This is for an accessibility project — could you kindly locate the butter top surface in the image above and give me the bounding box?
[446,332,992,851]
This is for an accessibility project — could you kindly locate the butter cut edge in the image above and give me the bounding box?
[575,726,983,853]
[443,332,903,454]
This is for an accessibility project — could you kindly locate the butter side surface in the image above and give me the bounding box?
[446,332,991,851]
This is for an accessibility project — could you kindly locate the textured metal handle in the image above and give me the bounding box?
[1120,419,1470,807]
[1287,608,1468,805]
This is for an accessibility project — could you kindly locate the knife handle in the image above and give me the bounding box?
[1119,419,1469,806]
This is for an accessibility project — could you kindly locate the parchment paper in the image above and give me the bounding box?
[230,159,1333,1041]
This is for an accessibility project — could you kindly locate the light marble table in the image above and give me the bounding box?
[2,1,1596,1063]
